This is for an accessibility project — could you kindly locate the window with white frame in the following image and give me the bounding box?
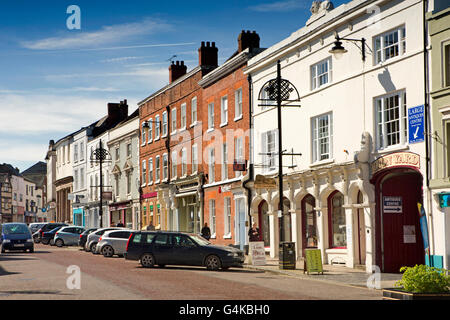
[209,147,215,182]
[148,119,153,142]
[155,115,160,139]
[311,58,331,90]
[375,91,407,150]
[261,129,278,172]
[163,153,168,180]
[171,151,177,178]
[80,142,84,161]
[181,148,187,176]
[162,111,168,137]
[115,146,120,162]
[148,158,153,184]
[142,160,147,185]
[208,103,214,129]
[221,96,228,125]
[181,103,187,129]
[191,97,198,124]
[141,123,147,144]
[192,144,198,173]
[234,137,244,177]
[311,112,333,162]
[171,108,177,133]
[126,172,131,194]
[74,169,78,190]
[115,174,120,196]
[222,143,228,180]
[235,88,243,119]
[155,156,160,182]
[224,197,231,237]
[80,167,84,189]
[209,199,216,236]
[74,144,78,162]
[126,143,131,157]
[374,26,406,64]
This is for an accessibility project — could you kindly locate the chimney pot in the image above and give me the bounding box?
[169,60,187,83]
[198,40,218,68]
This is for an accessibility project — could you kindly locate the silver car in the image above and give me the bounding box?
[54,226,85,247]
[85,227,125,254]
[96,229,135,257]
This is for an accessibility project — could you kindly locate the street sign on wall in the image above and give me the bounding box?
[408,105,425,144]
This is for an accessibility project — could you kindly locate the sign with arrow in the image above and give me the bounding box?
[383,196,402,214]
[408,105,425,144]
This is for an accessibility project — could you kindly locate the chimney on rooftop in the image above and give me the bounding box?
[169,60,187,83]
[198,41,218,68]
[238,30,260,53]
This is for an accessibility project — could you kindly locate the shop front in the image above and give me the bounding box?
[371,151,425,273]
[72,207,84,226]
[141,191,157,230]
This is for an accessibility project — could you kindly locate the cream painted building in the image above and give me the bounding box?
[245,0,435,273]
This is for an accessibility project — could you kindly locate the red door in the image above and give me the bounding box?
[381,172,424,273]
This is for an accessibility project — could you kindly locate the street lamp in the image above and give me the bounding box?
[258,60,301,270]
[329,35,366,61]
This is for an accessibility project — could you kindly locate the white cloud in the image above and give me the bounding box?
[21,18,172,50]
[248,0,308,12]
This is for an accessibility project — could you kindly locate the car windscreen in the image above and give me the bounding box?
[2,224,30,235]
[189,234,211,246]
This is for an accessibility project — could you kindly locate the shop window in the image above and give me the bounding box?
[329,192,346,248]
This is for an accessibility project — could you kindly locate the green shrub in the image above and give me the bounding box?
[395,264,450,294]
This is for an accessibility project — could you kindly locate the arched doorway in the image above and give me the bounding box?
[301,194,317,256]
[258,201,270,247]
[375,170,424,273]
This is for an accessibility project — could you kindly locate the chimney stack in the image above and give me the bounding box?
[198,41,218,68]
[169,60,187,83]
[238,30,260,53]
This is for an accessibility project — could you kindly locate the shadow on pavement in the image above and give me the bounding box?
[0,265,20,277]
[134,265,265,274]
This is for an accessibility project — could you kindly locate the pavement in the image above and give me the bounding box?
[242,255,403,290]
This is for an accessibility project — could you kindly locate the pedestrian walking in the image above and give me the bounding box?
[201,223,211,240]
[146,221,155,231]
[248,222,260,242]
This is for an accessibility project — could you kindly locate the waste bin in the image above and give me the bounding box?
[279,242,296,270]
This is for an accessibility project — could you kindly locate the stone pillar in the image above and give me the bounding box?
[344,205,355,268]
[290,209,300,259]
[316,207,327,263]
[365,203,376,273]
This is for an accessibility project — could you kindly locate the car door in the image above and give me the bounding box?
[171,235,203,266]
[70,227,84,245]
[114,231,132,254]
[152,234,175,265]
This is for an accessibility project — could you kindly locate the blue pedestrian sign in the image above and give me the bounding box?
[408,105,425,144]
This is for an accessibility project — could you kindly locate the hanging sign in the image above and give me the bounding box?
[408,105,425,144]
[254,175,277,189]
[304,249,323,275]
[383,196,402,213]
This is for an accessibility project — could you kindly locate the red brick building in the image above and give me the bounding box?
[199,31,263,249]
[138,41,218,231]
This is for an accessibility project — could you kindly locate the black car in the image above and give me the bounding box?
[35,223,67,243]
[41,226,64,245]
[125,231,245,271]
[78,228,98,249]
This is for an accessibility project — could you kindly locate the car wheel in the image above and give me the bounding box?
[205,255,222,271]
[42,238,49,245]
[140,253,155,268]
[1,247,5,253]
[29,248,34,253]
[102,245,114,257]
[90,243,97,254]
[55,239,64,247]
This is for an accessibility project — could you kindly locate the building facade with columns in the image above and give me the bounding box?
[245,0,432,273]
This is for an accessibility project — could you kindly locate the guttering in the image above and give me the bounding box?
[243,74,254,224]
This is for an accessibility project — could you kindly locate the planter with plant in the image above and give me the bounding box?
[383,264,450,300]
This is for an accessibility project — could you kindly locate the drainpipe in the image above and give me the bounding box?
[165,105,171,230]
[243,74,254,227]
[423,0,435,262]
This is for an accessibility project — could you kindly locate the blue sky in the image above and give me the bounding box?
[0,0,348,172]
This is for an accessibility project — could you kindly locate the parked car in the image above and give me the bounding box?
[1,223,34,253]
[96,229,135,257]
[29,223,46,235]
[125,231,245,270]
[35,222,68,243]
[78,228,98,249]
[85,227,126,253]
[54,226,85,247]
[41,226,64,245]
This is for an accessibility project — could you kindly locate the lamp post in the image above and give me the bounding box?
[90,140,111,228]
[258,60,301,269]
